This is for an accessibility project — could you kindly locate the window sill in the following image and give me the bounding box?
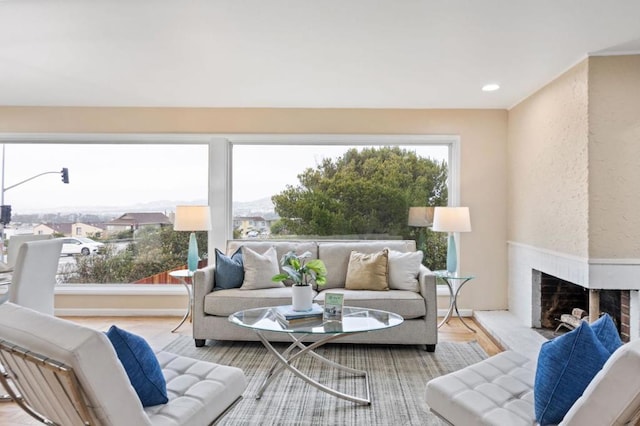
[55,284,186,296]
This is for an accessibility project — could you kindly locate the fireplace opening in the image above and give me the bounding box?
[534,270,630,342]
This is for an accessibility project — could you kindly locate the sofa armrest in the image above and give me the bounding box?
[418,265,438,329]
[193,265,215,319]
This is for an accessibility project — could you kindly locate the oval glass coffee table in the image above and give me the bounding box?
[229,306,403,405]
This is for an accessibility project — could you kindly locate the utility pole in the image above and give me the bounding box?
[0,145,70,262]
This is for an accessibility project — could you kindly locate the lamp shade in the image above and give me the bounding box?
[432,207,471,233]
[174,205,211,231]
[408,207,434,227]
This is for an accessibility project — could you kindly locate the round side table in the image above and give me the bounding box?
[169,269,194,333]
[434,270,476,332]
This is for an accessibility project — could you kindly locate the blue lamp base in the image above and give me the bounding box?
[187,232,199,272]
[446,233,457,273]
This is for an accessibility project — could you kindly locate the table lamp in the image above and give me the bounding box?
[432,207,471,273]
[408,207,434,265]
[174,205,211,272]
[408,206,434,228]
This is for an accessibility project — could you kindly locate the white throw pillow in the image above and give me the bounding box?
[240,246,284,290]
[387,249,423,292]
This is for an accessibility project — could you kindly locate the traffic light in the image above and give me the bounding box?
[0,205,11,225]
[61,167,69,184]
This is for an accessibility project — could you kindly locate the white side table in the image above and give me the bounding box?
[434,270,476,333]
[169,269,194,333]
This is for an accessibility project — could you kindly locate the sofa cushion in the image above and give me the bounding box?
[313,289,426,319]
[534,321,611,425]
[227,241,318,268]
[213,247,244,290]
[228,240,319,287]
[240,246,284,290]
[344,249,389,291]
[204,287,304,316]
[388,249,422,292]
[106,325,168,407]
[319,241,416,289]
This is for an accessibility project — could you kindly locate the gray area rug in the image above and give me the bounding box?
[162,336,487,425]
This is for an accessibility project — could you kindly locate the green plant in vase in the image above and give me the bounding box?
[272,251,327,311]
[272,251,327,286]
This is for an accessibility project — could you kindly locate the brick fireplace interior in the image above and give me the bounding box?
[534,269,630,342]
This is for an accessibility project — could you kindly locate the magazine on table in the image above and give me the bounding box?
[274,303,323,322]
[275,315,325,328]
[323,293,344,321]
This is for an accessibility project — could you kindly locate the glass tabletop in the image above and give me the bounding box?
[434,270,475,280]
[229,306,404,334]
[169,269,193,279]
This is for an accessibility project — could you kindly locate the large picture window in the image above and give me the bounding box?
[1,143,208,284]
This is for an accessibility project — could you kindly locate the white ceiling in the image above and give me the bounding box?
[1,0,640,109]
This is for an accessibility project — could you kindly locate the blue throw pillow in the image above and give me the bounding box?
[591,313,623,354]
[534,321,611,425]
[106,325,168,407]
[214,247,244,290]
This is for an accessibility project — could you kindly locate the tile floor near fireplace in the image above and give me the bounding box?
[475,310,547,360]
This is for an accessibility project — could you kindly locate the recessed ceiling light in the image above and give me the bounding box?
[482,83,500,92]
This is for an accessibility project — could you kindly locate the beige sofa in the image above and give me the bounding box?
[193,240,438,351]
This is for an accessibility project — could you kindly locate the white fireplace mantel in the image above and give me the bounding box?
[508,241,640,339]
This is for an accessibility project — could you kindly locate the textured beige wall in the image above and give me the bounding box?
[0,107,509,311]
[507,61,590,257]
[588,55,640,259]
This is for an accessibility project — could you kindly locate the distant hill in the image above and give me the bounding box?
[13,197,276,219]
[232,197,275,216]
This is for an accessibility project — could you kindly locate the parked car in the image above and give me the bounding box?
[59,237,105,256]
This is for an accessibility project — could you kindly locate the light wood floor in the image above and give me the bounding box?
[0,316,502,425]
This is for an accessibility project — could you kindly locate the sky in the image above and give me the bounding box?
[1,144,209,213]
[1,143,448,213]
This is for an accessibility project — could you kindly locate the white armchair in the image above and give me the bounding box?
[6,234,53,269]
[0,238,63,403]
[8,238,63,315]
[0,303,247,425]
[425,341,640,425]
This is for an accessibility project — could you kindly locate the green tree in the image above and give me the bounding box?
[272,146,448,269]
[269,219,290,236]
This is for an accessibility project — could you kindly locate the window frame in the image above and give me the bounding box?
[222,134,460,247]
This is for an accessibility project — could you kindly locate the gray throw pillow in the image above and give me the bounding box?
[240,246,284,290]
[214,247,244,290]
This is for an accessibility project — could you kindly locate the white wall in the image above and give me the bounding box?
[507,55,640,337]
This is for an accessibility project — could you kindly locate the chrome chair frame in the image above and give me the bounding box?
[0,339,98,425]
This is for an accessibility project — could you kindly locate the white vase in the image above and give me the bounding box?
[291,285,313,311]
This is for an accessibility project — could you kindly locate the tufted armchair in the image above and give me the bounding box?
[0,303,247,425]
